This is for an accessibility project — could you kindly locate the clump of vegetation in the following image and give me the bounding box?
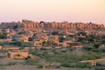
[43,51,48,55]
[76,32,87,36]
[23,59,39,65]
[61,50,67,53]
[55,65,61,68]
[28,37,33,41]
[7,62,17,66]
[78,37,86,42]
[40,48,47,50]
[68,47,76,51]
[25,56,31,60]
[68,43,80,46]
[61,62,70,68]
[0,33,7,39]
[52,49,59,54]
[101,40,105,44]
[12,38,17,41]
[18,31,25,35]
[94,43,100,48]
[0,63,4,70]
[61,62,93,68]
[52,31,59,35]
[94,67,105,70]
[13,25,18,29]
[59,37,65,42]
[83,47,93,51]
[37,65,43,68]
[76,63,93,68]
[81,55,101,60]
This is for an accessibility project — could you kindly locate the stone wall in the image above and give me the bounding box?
[0,20,104,31]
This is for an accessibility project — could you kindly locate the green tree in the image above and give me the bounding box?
[89,34,96,39]
[42,41,46,45]
[59,37,65,42]
[102,40,105,44]
[77,32,87,36]
[0,33,7,39]
[28,37,33,41]
[52,31,59,35]
[78,37,85,42]
[88,38,94,43]
[94,43,100,48]
[47,41,50,45]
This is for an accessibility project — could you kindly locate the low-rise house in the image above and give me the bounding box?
[24,47,35,49]
[21,40,43,47]
[54,40,60,45]
[68,33,75,35]
[13,35,28,42]
[0,46,2,49]
[3,47,20,50]
[71,46,83,48]
[7,50,32,59]
[25,31,34,37]
[62,43,69,47]
[34,40,43,47]
[78,58,105,66]
[0,39,12,42]
[65,40,72,43]
[59,43,70,47]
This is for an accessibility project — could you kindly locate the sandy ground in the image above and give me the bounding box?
[0,65,92,70]
[0,65,74,70]
[0,58,74,70]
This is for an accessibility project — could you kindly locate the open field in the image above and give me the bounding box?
[1,45,105,70]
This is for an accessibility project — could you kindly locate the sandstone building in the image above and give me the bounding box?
[7,50,32,59]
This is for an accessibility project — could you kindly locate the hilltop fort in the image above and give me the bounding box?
[0,19,104,32]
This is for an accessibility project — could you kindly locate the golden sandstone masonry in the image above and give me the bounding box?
[0,19,104,30]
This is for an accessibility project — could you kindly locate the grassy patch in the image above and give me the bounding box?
[23,59,39,66]
[7,62,17,66]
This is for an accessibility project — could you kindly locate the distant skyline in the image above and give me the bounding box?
[0,0,105,24]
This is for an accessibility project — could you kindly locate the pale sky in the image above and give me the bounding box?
[0,0,105,24]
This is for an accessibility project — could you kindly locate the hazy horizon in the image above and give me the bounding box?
[0,0,105,24]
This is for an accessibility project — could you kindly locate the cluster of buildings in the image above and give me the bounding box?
[0,20,105,60]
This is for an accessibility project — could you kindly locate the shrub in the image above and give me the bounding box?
[55,65,61,68]
[9,42,21,46]
[24,59,39,65]
[77,37,85,42]
[77,32,87,36]
[94,44,100,48]
[95,67,105,70]
[52,49,59,54]
[7,62,17,66]
[0,33,7,39]
[28,37,33,41]
[13,25,18,29]
[92,49,101,52]
[69,47,76,51]
[83,47,93,51]
[101,40,105,44]
[43,51,48,55]
[40,48,47,50]
[59,37,65,42]
[52,31,59,35]
[25,56,31,60]
[68,43,80,46]
[61,50,67,53]
[37,65,43,68]
[61,62,70,68]
[76,63,92,68]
